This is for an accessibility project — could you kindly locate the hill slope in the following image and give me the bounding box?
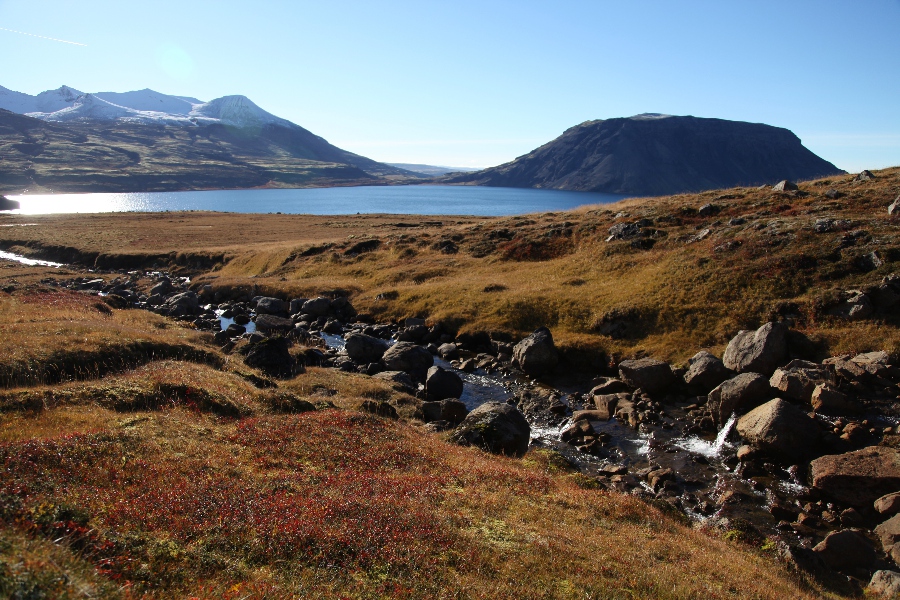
[444,114,844,195]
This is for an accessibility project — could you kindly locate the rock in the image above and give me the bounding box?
[876,493,900,517]
[735,398,820,461]
[773,180,799,192]
[448,402,530,457]
[722,322,788,375]
[592,394,623,420]
[437,343,460,360]
[890,196,900,217]
[876,515,900,552]
[255,297,287,315]
[372,370,416,393]
[150,278,175,296]
[416,401,442,422]
[512,327,559,377]
[253,314,295,332]
[698,203,719,217]
[164,291,200,316]
[683,351,734,392]
[869,570,900,598]
[572,410,611,423]
[810,447,900,507]
[344,333,390,364]
[854,350,893,366]
[810,382,859,415]
[440,399,468,424]
[829,291,875,320]
[301,297,332,317]
[707,372,772,425]
[425,366,464,401]
[769,360,833,402]
[243,337,296,378]
[561,420,595,443]
[381,342,434,383]
[589,378,630,395]
[617,358,677,395]
[361,400,398,419]
[855,170,876,181]
[812,529,877,570]
[825,189,844,200]
[289,298,308,314]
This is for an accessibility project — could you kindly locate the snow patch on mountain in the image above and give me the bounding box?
[94,89,198,115]
[0,85,83,114]
[189,95,292,128]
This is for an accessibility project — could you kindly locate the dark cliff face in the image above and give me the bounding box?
[445,115,844,195]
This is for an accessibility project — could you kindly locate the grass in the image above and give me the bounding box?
[0,284,843,598]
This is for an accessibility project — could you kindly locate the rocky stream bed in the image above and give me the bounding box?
[28,267,900,597]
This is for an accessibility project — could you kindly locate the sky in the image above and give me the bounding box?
[1,0,898,172]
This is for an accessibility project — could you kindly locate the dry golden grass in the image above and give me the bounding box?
[5,168,898,364]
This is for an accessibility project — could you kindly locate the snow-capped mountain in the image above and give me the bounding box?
[0,85,296,130]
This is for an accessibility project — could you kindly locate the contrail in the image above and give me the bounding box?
[0,27,86,46]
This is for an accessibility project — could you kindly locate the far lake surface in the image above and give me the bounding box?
[7,185,627,216]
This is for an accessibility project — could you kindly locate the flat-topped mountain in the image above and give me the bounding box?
[0,85,420,193]
[443,114,844,195]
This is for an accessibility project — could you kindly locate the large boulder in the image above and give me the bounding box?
[425,366,464,401]
[372,370,416,394]
[448,402,530,457]
[382,342,434,382]
[706,372,772,425]
[255,297,287,315]
[810,382,859,415]
[769,360,832,402]
[812,529,877,570]
[723,322,788,375]
[618,358,677,395]
[876,515,900,553]
[164,291,200,316]
[513,327,559,377]
[254,314,295,332]
[242,337,296,378]
[344,333,390,364]
[735,398,820,461]
[301,297,332,317]
[683,350,734,392]
[810,447,900,507]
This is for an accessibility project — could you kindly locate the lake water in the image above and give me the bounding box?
[5,185,627,216]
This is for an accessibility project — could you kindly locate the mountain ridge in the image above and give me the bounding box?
[443,114,845,195]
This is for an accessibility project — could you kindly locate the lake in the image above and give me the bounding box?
[6,185,627,216]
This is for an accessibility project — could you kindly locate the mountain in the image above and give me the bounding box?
[443,114,844,195]
[387,163,482,176]
[0,85,421,193]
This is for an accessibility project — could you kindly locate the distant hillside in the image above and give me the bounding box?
[0,86,421,193]
[387,163,481,176]
[443,114,844,195]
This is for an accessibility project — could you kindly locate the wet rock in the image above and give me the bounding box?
[255,297,287,315]
[810,447,900,507]
[425,366,464,401]
[572,409,611,423]
[437,342,460,360]
[812,529,878,570]
[617,358,677,395]
[810,382,859,415]
[876,493,900,517]
[735,398,820,462]
[382,341,434,383]
[513,327,559,377]
[448,402,530,457]
[242,337,296,378]
[683,350,734,392]
[722,322,788,376]
[707,372,772,425]
[592,394,623,420]
[773,180,799,192]
[344,333,390,364]
[869,570,900,598]
[589,378,630,395]
[769,360,833,402]
[301,297,332,317]
[561,420,595,443]
[254,314,295,332]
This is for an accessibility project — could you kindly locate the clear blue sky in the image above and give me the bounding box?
[2,0,898,171]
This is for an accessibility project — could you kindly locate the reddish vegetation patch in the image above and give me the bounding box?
[0,411,458,591]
